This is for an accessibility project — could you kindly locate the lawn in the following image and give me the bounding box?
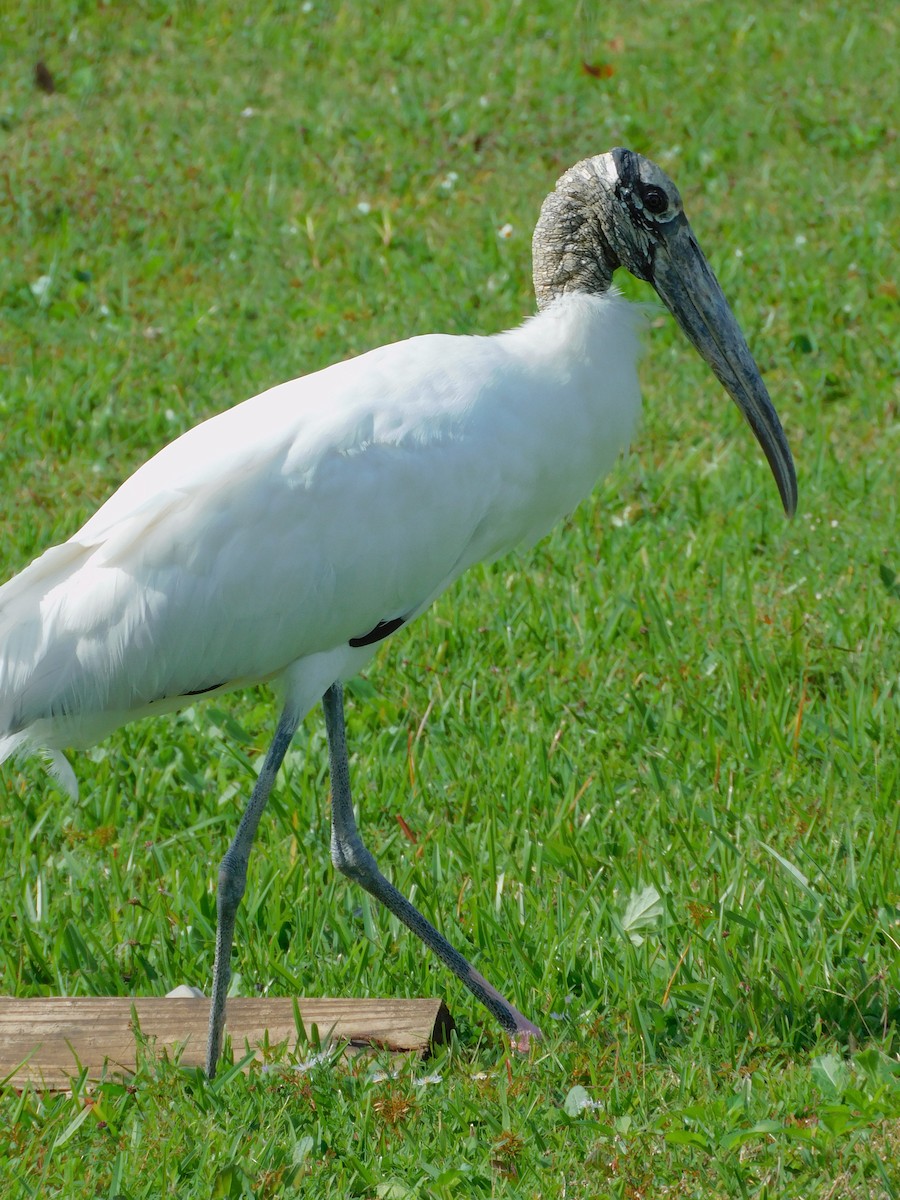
[1,1,898,1196]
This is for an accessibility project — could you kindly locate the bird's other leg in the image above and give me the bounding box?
[206,702,302,1078]
[322,681,542,1050]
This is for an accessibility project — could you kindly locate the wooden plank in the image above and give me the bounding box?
[0,997,454,1090]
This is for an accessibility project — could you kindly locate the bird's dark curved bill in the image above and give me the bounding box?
[651,217,798,517]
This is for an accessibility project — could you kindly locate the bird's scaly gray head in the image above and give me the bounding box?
[532,148,798,516]
[532,148,683,303]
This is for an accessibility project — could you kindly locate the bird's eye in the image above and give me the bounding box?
[642,186,668,216]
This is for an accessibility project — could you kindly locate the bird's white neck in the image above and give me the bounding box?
[459,291,645,561]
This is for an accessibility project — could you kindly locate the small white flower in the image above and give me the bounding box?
[368,1067,400,1083]
[734,248,744,258]
[297,1049,332,1072]
[30,274,52,300]
[98,303,110,317]
[479,95,489,108]
[356,201,372,215]
[240,106,256,118]
[830,519,839,528]
[497,222,514,239]
[794,234,807,247]
[261,1048,332,1075]
[414,1073,443,1086]
[302,1,314,11]
[440,171,459,191]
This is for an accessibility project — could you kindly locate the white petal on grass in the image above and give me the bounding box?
[262,1048,333,1074]
[374,1182,416,1200]
[497,222,514,239]
[30,274,52,301]
[621,884,663,946]
[357,201,372,215]
[292,1049,333,1072]
[611,504,635,527]
[760,842,821,899]
[564,1084,604,1115]
[292,1136,316,1164]
[811,1053,851,1099]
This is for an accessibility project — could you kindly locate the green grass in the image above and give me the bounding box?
[1,1,898,1196]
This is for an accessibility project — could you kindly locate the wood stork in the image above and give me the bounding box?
[0,149,796,1075]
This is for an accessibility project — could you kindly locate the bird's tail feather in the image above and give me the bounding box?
[0,731,79,799]
[1,540,90,798]
[41,747,79,798]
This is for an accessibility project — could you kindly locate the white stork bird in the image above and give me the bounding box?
[0,149,796,1075]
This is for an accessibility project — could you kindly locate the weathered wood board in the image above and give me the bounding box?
[0,996,453,1090]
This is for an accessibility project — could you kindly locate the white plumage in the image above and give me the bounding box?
[0,292,641,780]
[0,149,796,1073]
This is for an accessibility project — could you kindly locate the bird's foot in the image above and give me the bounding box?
[508,1016,543,1054]
[459,962,543,1052]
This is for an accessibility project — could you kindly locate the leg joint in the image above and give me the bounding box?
[217,850,249,909]
[331,832,378,885]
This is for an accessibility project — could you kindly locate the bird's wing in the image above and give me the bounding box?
[1,334,511,737]
[3,292,645,751]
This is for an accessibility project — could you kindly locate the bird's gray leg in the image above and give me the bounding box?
[323,681,542,1049]
[206,702,302,1078]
